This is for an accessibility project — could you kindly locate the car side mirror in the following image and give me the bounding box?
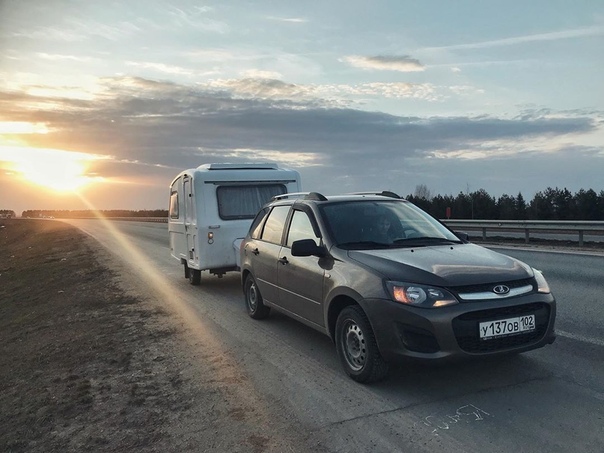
[291,239,326,257]
[454,231,470,242]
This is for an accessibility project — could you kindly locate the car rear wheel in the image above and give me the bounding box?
[335,305,388,383]
[244,275,270,319]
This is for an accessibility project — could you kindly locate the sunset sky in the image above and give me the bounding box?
[1,0,603,215]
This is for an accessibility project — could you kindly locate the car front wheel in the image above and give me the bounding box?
[335,305,388,383]
[244,274,270,319]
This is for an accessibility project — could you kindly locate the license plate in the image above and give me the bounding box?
[479,315,535,340]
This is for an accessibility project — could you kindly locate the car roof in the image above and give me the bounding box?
[267,191,409,207]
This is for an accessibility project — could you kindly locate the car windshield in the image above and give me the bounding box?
[321,200,461,249]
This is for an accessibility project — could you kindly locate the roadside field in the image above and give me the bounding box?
[0,219,273,453]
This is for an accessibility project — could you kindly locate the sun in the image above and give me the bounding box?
[18,156,90,191]
[0,146,104,192]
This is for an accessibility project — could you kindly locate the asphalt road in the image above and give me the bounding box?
[67,219,604,453]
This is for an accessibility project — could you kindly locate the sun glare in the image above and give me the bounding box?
[0,121,49,134]
[19,157,89,191]
[0,146,105,192]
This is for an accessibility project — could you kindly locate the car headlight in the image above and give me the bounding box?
[386,282,459,308]
[533,269,550,294]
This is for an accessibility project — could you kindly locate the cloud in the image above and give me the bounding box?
[337,82,440,101]
[126,61,194,76]
[265,16,308,23]
[204,78,445,103]
[423,25,604,51]
[164,5,230,33]
[35,53,96,63]
[10,17,141,42]
[184,49,236,61]
[205,78,314,101]
[343,55,425,72]
[240,69,284,80]
[10,27,87,42]
[1,76,601,210]
[1,76,597,159]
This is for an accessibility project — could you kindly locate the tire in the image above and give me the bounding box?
[189,268,201,285]
[244,275,270,319]
[183,262,190,279]
[335,305,389,383]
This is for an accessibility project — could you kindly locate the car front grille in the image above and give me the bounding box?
[452,278,535,294]
[452,303,550,353]
[451,278,535,302]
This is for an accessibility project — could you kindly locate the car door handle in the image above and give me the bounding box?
[252,248,259,255]
[278,256,289,265]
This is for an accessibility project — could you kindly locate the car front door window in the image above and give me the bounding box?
[286,210,319,247]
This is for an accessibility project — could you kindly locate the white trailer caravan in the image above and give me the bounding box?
[169,163,302,284]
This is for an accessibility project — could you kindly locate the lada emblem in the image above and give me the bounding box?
[492,285,510,295]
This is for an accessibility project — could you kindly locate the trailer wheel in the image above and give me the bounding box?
[189,269,201,285]
[183,262,190,279]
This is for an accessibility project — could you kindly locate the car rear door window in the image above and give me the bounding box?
[249,207,270,239]
[261,206,290,244]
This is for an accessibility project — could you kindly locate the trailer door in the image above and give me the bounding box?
[183,175,198,265]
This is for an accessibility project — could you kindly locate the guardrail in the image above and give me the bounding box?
[49,217,170,223]
[113,217,168,223]
[442,220,604,246]
[67,216,604,246]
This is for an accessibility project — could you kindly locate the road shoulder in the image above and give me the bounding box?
[0,219,296,452]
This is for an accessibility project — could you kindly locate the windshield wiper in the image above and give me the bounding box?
[337,241,391,250]
[392,237,461,245]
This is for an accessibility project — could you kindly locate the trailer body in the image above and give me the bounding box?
[168,163,301,283]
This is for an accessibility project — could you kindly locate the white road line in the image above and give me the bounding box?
[557,330,604,347]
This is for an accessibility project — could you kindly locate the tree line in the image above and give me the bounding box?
[5,186,604,220]
[407,186,604,220]
[20,209,169,219]
[0,210,16,218]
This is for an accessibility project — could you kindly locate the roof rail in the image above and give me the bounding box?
[271,192,310,201]
[304,192,328,201]
[271,191,329,202]
[350,191,401,199]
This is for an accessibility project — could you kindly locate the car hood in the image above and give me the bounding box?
[347,243,533,287]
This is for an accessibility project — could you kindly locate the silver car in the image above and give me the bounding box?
[240,192,556,383]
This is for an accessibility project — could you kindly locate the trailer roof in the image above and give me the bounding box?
[198,163,279,170]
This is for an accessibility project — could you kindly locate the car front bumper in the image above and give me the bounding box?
[362,293,556,363]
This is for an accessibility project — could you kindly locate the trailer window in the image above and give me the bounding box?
[169,191,179,219]
[217,184,286,220]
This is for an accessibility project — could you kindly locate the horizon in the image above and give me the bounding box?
[4,185,603,221]
[1,1,603,215]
